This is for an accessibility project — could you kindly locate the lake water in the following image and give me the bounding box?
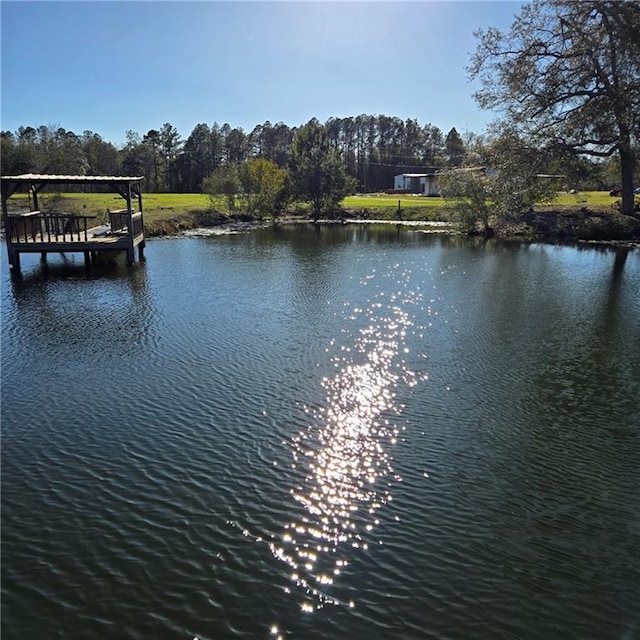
[2,224,639,640]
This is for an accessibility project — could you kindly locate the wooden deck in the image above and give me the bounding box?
[1,174,146,272]
[5,211,145,269]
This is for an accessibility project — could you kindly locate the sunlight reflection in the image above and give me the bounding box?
[269,286,421,611]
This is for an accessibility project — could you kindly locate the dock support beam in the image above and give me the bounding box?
[10,249,21,272]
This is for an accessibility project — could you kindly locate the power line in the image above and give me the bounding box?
[369,162,441,170]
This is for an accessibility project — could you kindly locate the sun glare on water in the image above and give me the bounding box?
[268,274,422,615]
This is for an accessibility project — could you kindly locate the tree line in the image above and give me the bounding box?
[2,1,638,223]
[0,116,469,195]
[1,116,623,197]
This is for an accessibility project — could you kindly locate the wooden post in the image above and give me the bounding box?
[136,184,145,238]
[127,187,135,264]
[1,182,10,266]
[1,180,19,271]
[127,184,133,215]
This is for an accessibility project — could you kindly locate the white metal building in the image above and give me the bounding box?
[393,173,439,195]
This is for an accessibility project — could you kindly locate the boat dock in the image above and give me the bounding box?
[1,174,146,272]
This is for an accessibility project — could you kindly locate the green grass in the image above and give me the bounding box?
[5,190,624,229]
[6,192,212,225]
[344,191,620,210]
[343,194,446,209]
[549,190,619,208]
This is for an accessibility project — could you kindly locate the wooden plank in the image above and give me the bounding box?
[10,236,128,251]
[8,210,41,218]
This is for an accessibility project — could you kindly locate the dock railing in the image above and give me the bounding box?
[131,211,143,237]
[7,212,97,244]
[109,209,130,234]
[108,209,143,236]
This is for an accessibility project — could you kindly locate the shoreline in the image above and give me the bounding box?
[145,207,640,250]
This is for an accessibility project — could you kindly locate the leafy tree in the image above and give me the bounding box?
[27,126,88,175]
[1,126,36,175]
[142,129,162,191]
[439,129,557,234]
[0,131,35,174]
[353,114,372,192]
[486,129,558,214]
[445,127,465,166]
[267,122,295,167]
[288,119,354,220]
[209,123,224,169]
[121,130,146,177]
[470,0,640,214]
[223,127,248,164]
[237,158,287,219]
[202,164,240,216]
[420,124,446,168]
[17,126,37,147]
[1,132,15,171]
[179,123,220,192]
[81,131,121,177]
[403,118,425,165]
[248,123,265,157]
[439,168,493,233]
[159,123,182,191]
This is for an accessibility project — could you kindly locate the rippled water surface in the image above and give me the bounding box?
[2,226,639,640]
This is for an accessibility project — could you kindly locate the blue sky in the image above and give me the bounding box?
[1,1,523,147]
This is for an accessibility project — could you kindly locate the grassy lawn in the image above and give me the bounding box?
[344,191,620,210]
[343,194,446,210]
[5,190,623,229]
[547,190,617,208]
[6,192,212,225]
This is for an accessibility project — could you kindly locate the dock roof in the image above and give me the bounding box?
[1,174,143,184]
[1,174,144,203]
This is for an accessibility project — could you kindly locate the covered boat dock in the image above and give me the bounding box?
[1,174,146,272]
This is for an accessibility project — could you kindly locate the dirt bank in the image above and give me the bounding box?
[143,206,640,245]
[493,208,640,242]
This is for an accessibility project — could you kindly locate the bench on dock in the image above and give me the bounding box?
[108,208,143,237]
